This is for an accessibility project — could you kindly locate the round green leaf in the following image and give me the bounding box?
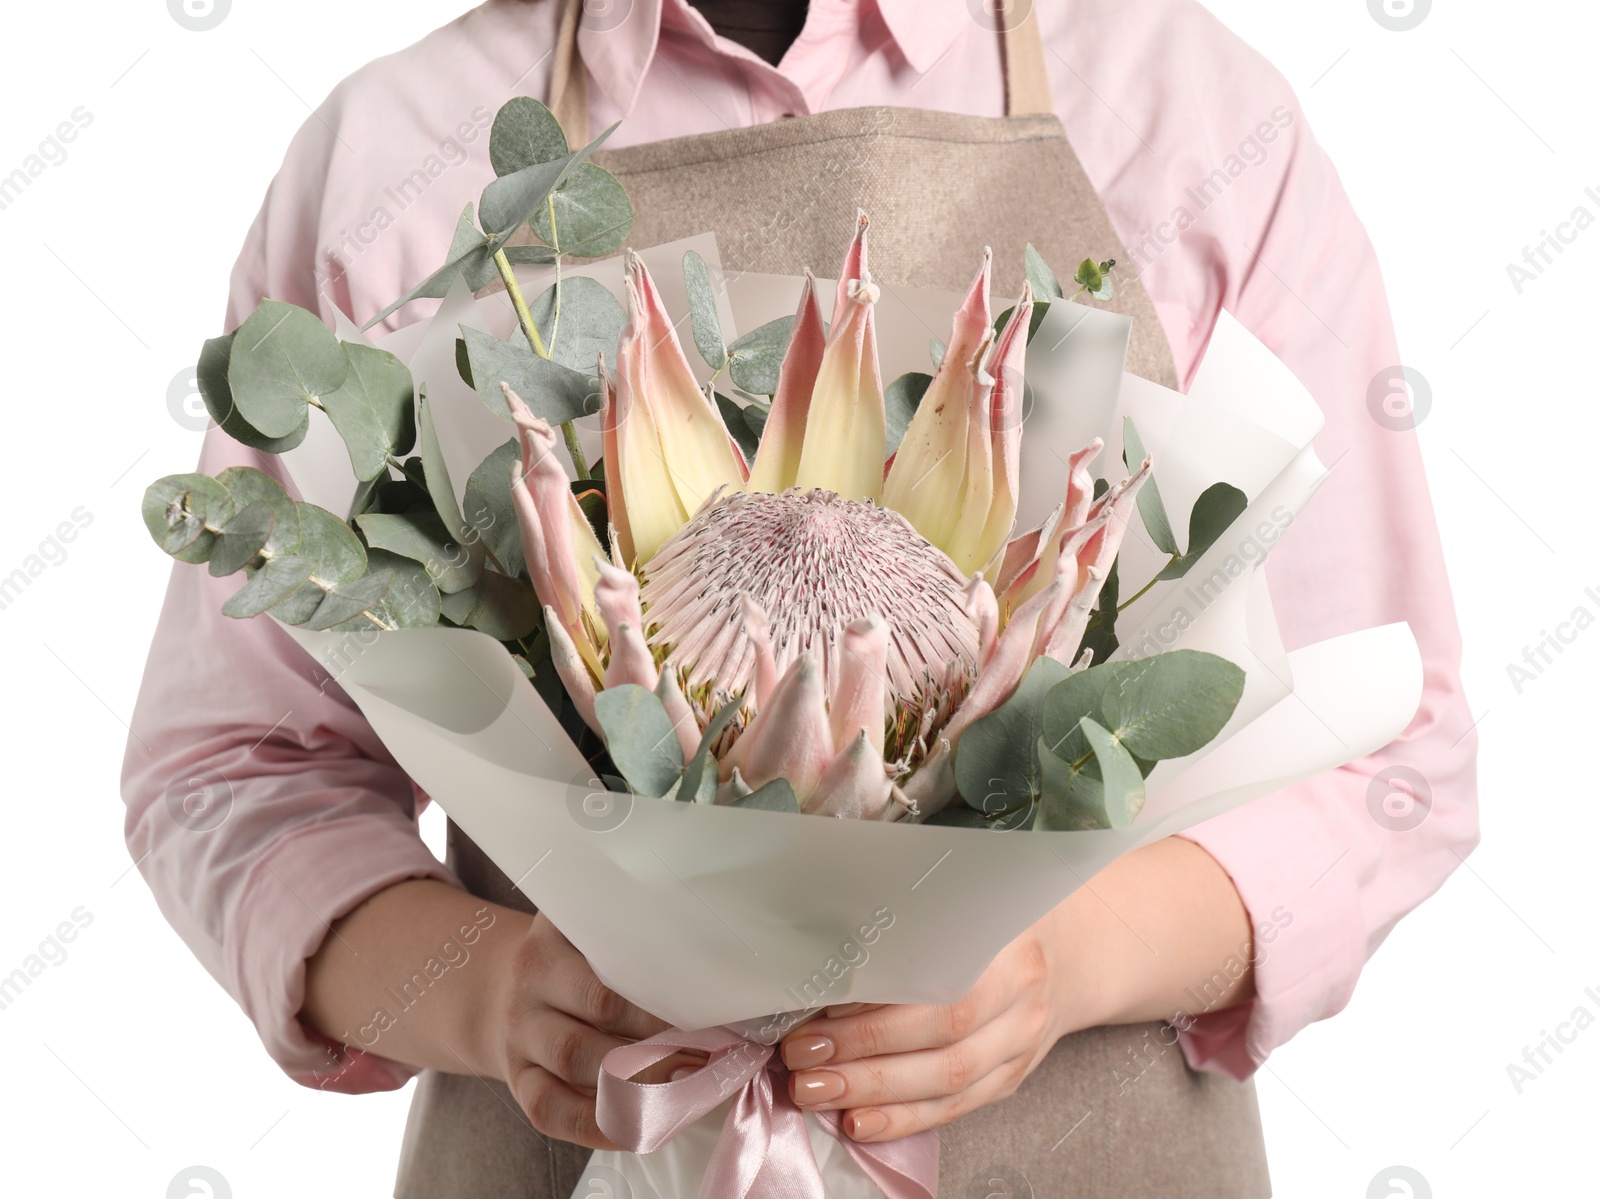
[1097,650,1246,761]
[295,502,367,585]
[594,684,685,798]
[682,250,727,371]
[529,276,626,375]
[490,97,569,176]
[463,439,526,579]
[228,301,349,438]
[535,162,634,258]
[208,501,276,577]
[727,315,794,396]
[320,342,417,482]
[142,473,236,560]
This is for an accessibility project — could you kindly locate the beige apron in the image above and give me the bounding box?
[395,5,1266,1195]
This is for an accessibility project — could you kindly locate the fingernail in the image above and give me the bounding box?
[669,1067,695,1082]
[791,1069,846,1105]
[782,1034,835,1070]
[847,1109,888,1140]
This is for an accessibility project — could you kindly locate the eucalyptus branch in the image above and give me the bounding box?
[494,249,550,361]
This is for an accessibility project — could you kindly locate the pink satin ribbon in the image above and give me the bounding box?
[597,1026,939,1199]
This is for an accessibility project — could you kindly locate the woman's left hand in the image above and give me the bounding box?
[778,915,1075,1143]
[776,837,1257,1143]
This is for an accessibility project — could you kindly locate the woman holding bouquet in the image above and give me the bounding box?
[123,0,1477,1194]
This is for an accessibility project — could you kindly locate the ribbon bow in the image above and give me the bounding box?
[597,1026,939,1199]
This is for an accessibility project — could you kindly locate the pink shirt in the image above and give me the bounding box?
[122,0,1479,1092]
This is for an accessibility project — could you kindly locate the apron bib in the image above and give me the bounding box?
[396,5,1266,1195]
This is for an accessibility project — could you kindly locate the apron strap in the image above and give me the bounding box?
[544,0,1055,145]
[550,0,592,147]
[1001,6,1054,117]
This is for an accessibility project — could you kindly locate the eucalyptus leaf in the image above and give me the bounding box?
[885,372,931,455]
[1097,649,1245,762]
[534,162,633,258]
[217,466,300,556]
[683,250,728,371]
[672,699,741,804]
[208,501,275,578]
[1156,483,1250,580]
[951,655,1073,816]
[228,301,349,438]
[460,325,602,424]
[440,569,540,640]
[221,554,315,619]
[1122,417,1177,555]
[1034,717,1145,832]
[480,120,619,251]
[1025,244,1064,299]
[1074,258,1104,294]
[295,502,367,585]
[727,316,794,396]
[417,396,487,578]
[733,779,800,813]
[320,343,417,482]
[142,473,236,560]
[528,276,626,375]
[490,96,568,176]
[197,332,310,453]
[304,570,395,632]
[1074,554,1119,667]
[267,579,327,626]
[715,394,762,463]
[362,205,494,331]
[930,336,946,370]
[594,685,685,798]
[363,549,442,628]
[463,438,526,578]
[357,510,480,594]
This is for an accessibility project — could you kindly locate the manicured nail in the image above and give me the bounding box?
[847,1109,888,1140]
[791,1069,846,1105]
[669,1066,695,1082]
[783,1034,835,1070]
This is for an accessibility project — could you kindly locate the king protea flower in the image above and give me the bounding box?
[508,214,1149,819]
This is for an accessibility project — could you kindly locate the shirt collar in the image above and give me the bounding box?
[576,0,974,118]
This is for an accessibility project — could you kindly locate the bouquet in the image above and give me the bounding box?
[144,98,1422,1198]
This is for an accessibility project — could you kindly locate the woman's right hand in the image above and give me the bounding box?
[486,912,692,1148]
[303,881,697,1150]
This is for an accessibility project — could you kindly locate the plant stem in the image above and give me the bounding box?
[561,422,590,479]
[494,249,550,360]
[493,231,590,480]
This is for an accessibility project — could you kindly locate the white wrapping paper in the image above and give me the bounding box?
[272,255,1423,1198]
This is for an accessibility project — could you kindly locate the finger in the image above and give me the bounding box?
[790,1012,1030,1111]
[506,1061,619,1150]
[513,1008,631,1092]
[838,1057,1030,1143]
[783,984,1010,1067]
[524,925,669,1041]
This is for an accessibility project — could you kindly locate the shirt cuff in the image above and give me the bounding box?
[225,811,461,1092]
[1172,782,1366,1080]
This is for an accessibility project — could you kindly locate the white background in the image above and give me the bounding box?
[0,1,1594,1196]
